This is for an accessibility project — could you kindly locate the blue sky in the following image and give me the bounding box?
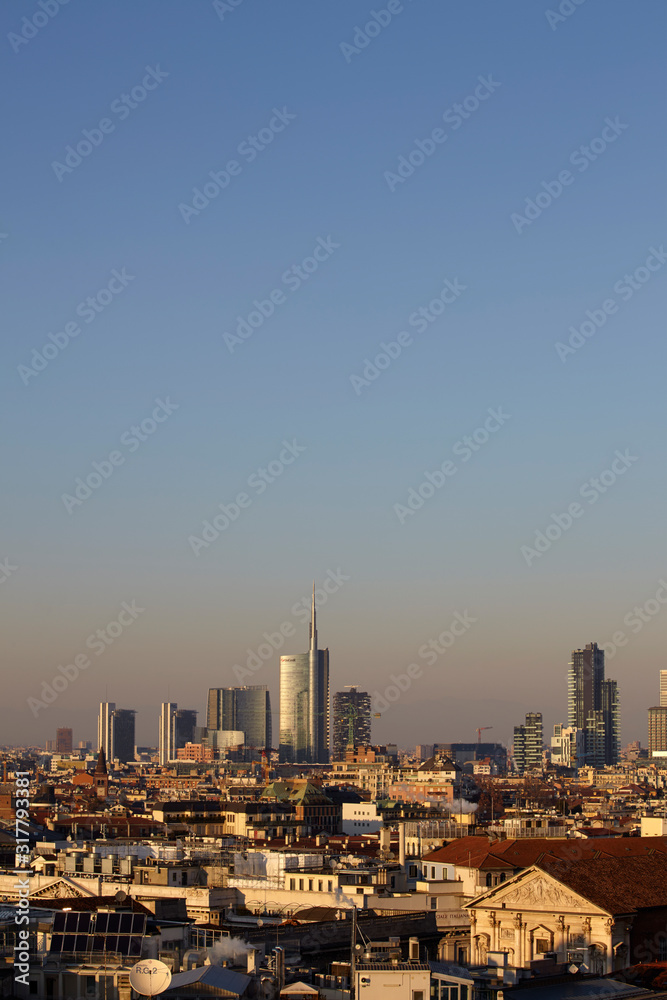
[1,0,665,750]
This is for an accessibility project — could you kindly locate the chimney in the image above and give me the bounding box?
[409,937,419,961]
[398,824,406,868]
[273,947,285,991]
[380,827,391,853]
[246,948,257,975]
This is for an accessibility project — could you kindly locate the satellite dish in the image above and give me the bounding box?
[330,859,338,870]
[115,890,128,903]
[257,918,264,928]
[129,960,172,996]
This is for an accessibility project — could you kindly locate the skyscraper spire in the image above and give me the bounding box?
[309,580,318,651]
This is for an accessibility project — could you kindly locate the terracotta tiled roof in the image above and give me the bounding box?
[538,854,667,915]
[423,835,667,872]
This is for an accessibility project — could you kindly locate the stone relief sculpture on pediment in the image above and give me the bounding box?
[494,875,582,910]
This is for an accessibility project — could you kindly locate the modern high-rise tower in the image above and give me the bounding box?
[205,687,271,752]
[660,670,667,708]
[567,642,619,766]
[513,712,543,774]
[159,704,198,765]
[97,702,116,756]
[332,688,371,759]
[109,709,136,763]
[279,586,329,763]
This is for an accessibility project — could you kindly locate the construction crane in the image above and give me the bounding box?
[476,726,492,744]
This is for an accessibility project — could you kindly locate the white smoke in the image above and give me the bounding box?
[447,799,478,814]
[208,938,253,965]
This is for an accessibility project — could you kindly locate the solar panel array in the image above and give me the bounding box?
[49,911,146,956]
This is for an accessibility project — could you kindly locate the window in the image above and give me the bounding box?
[318,880,323,891]
[299,879,303,890]
[29,984,37,996]
[308,879,313,891]
[413,992,424,1000]
[289,878,295,890]
[535,939,550,954]
[430,897,437,910]
[328,880,332,891]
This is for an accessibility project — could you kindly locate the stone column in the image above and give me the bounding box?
[515,913,523,968]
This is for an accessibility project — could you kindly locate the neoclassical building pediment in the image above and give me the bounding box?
[30,878,94,899]
[469,867,609,917]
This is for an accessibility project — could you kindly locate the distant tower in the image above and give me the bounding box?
[661,670,667,708]
[94,748,108,798]
[56,728,73,754]
[205,687,271,754]
[97,702,116,755]
[279,585,329,763]
[159,703,177,766]
[332,688,371,759]
[513,712,543,774]
[568,642,619,765]
[649,706,667,755]
[109,709,136,763]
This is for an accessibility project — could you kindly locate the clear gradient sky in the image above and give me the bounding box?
[1,0,665,751]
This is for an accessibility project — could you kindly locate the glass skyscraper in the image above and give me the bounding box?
[567,642,619,765]
[205,686,271,752]
[279,587,329,763]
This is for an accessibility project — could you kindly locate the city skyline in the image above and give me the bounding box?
[2,2,665,751]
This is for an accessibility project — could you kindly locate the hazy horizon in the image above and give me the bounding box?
[2,1,665,751]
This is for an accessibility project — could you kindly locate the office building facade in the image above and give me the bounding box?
[513,712,543,774]
[551,723,585,769]
[205,686,271,752]
[332,688,371,759]
[159,704,199,765]
[279,587,329,763]
[649,706,667,755]
[567,642,620,765]
[97,702,116,756]
[109,709,136,763]
[661,670,667,708]
[56,728,73,754]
